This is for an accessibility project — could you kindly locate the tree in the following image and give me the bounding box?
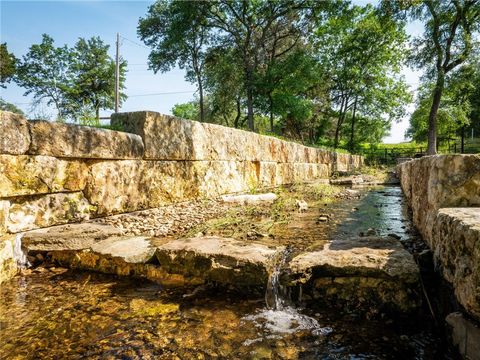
[14,34,126,122]
[0,43,17,88]
[69,37,127,121]
[0,98,24,115]
[385,0,480,154]
[314,5,410,149]
[203,0,325,131]
[139,0,209,121]
[15,34,72,118]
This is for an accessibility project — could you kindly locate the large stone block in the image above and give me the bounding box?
[84,160,259,215]
[28,120,144,159]
[446,312,480,360]
[0,111,30,155]
[433,208,480,320]
[84,160,200,215]
[0,155,88,197]
[6,192,95,233]
[398,155,480,242]
[111,111,353,166]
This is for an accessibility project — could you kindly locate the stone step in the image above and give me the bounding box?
[20,223,421,313]
[288,236,421,313]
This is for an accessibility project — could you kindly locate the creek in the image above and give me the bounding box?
[0,186,454,359]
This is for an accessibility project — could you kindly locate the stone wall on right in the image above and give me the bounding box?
[397,155,480,321]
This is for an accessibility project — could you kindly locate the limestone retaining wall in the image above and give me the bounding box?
[397,155,480,321]
[0,110,362,281]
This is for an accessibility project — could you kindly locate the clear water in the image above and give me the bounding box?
[0,186,451,359]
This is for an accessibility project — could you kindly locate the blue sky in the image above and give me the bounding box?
[0,0,422,143]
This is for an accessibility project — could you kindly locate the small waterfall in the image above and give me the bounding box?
[242,247,332,339]
[265,247,291,310]
[13,233,29,268]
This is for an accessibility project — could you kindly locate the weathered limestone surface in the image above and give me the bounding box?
[111,111,363,170]
[398,155,480,242]
[28,120,144,159]
[23,223,124,251]
[90,236,157,264]
[0,235,16,283]
[0,200,9,235]
[0,155,88,197]
[433,208,480,320]
[446,312,480,360]
[0,111,30,155]
[288,236,420,312]
[154,237,280,287]
[398,155,480,320]
[6,192,95,233]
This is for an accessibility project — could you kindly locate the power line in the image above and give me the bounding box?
[128,90,195,97]
[120,35,149,50]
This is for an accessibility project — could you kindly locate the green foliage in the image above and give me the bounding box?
[0,98,24,115]
[172,101,199,120]
[14,34,126,122]
[0,43,17,88]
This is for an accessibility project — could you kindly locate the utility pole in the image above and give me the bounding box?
[115,32,120,113]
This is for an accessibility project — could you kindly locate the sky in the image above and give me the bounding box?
[0,0,423,143]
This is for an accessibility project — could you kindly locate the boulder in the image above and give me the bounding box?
[0,155,88,197]
[6,192,95,233]
[155,236,282,288]
[0,111,30,155]
[288,236,420,312]
[28,120,144,159]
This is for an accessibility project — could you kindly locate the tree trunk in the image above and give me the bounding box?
[234,98,241,129]
[197,74,205,122]
[95,106,100,121]
[246,85,255,131]
[269,93,274,133]
[427,72,445,155]
[349,96,358,152]
[461,125,465,153]
[334,96,347,149]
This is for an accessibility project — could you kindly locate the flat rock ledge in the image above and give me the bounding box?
[288,236,421,313]
[21,224,420,313]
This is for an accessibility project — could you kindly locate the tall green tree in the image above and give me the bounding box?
[0,43,17,88]
[15,34,72,118]
[69,37,127,121]
[385,0,480,154]
[315,5,410,149]
[139,0,209,121]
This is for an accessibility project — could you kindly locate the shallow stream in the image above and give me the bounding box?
[0,186,453,359]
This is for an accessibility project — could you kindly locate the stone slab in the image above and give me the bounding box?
[90,236,157,264]
[0,155,88,197]
[433,208,480,320]
[288,236,420,312]
[446,312,480,360]
[28,120,144,159]
[6,192,95,233]
[0,111,30,155]
[22,223,125,252]
[155,236,282,287]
